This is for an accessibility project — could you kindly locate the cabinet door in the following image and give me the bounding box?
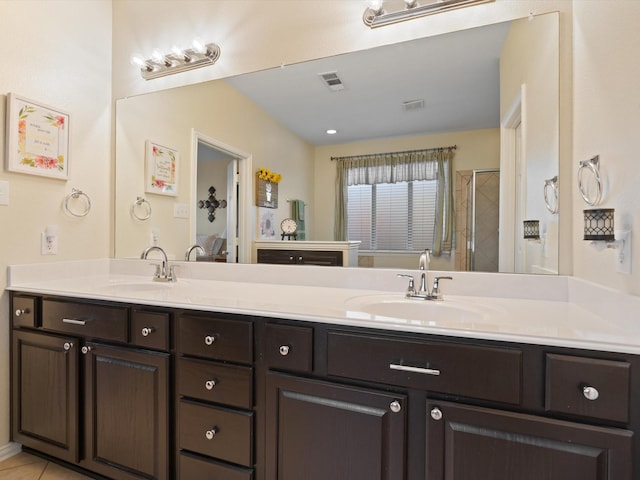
[266,373,406,480]
[426,400,633,480]
[11,330,79,463]
[82,342,170,480]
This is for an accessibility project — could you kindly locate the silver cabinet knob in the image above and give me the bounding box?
[63,342,74,351]
[279,345,290,356]
[205,428,218,440]
[205,380,217,390]
[204,335,216,346]
[430,407,443,421]
[81,346,92,355]
[390,400,402,413]
[15,308,28,317]
[583,385,599,401]
[141,327,155,337]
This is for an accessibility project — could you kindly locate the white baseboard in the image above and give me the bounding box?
[0,442,21,462]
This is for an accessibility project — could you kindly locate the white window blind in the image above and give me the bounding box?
[347,180,437,252]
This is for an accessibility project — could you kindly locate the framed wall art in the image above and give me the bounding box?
[145,140,178,196]
[5,93,70,180]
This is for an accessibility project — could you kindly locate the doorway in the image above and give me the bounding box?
[191,132,253,263]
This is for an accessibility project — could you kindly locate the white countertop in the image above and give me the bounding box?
[7,259,640,355]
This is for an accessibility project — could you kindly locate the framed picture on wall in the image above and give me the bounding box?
[5,93,70,180]
[145,140,178,196]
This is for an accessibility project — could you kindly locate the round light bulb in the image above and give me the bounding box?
[326,129,338,135]
[192,38,207,54]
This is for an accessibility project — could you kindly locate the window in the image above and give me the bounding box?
[347,179,437,252]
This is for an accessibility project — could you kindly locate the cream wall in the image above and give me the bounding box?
[573,1,640,296]
[0,0,112,453]
[313,128,500,270]
[115,80,315,260]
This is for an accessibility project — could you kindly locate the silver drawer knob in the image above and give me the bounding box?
[430,407,443,421]
[205,380,217,390]
[81,346,92,355]
[204,335,216,346]
[63,342,74,351]
[583,385,599,401]
[390,400,402,413]
[205,428,218,440]
[141,327,155,337]
[15,308,28,317]
[279,345,290,356]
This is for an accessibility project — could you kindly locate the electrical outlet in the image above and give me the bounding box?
[41,225,59,255]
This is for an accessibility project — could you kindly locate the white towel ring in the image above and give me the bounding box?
[578,155,602,206]
[64,188,91,217]
[543,176,559,214]
[131,196,152,221]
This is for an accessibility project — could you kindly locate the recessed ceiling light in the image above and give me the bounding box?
[326,129,338,135]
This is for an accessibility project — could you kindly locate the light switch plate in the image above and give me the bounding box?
[174,203,189,218]
[0,180,9,205]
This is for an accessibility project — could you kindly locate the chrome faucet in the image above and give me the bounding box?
[185,244,205,261]
[418,249,431,294]
[397,249,452,300]
[141,246,176,282]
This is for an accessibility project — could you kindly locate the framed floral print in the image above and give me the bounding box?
[5,93,70,179]
[145,140,178,196]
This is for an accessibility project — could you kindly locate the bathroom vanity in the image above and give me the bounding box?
[7,260,640,480]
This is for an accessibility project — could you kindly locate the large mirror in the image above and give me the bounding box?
[115,12,559,274]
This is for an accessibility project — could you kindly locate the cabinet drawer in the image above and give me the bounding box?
[42,299,128,343]
[178,358,253,409]
[179,315,253,364]
[179,452,253,480]
[12,294,38,328]
[545,353,630,423]
[264,323,313,373]
[179,400,253,467]
[327,331,522,405]
[131,309,170,351]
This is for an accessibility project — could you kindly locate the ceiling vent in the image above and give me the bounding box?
[319,71,345,92]
[402,99,425,112]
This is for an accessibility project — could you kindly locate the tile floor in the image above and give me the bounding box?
[0,452,93,479]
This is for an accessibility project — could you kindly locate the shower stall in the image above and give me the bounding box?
[456,169,500,272]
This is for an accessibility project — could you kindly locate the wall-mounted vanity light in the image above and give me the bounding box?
[583,208,614,241]
[363,0,494,28]
[584,208,632,273]
[131,39,221,80]
[523,220,541,240]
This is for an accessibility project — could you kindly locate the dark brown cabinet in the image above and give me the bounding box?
[425,400,633,480]
[11,329,79,463]
[176,312,255,479]
[265,373,406,480]
[82,342,170,480]
[257,248,343,266]
[10,295,170,480]
[9,292,640,480]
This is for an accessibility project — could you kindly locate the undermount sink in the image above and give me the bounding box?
[344,294,503,327]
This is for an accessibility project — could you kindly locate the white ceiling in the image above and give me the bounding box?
[225,20,511,146]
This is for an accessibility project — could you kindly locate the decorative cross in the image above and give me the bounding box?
[198,186,227,222]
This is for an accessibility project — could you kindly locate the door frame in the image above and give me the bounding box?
[191,131,253,264]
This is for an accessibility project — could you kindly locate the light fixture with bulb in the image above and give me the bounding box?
[131,39,221,80]
[363,0,494,28]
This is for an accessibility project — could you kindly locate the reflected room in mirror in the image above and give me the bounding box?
[115,12,559,274]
